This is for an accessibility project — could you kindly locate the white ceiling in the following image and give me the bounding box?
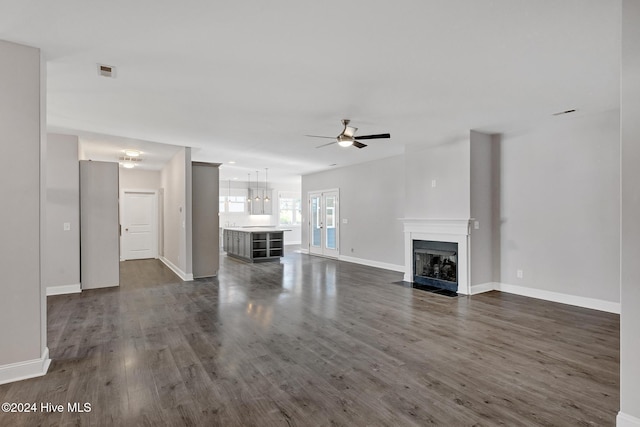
[0,1,620,182]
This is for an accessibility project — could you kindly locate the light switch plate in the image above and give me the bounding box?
[63,222,71,231]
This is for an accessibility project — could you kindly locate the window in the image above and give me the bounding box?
[279,195,301,225]
[219,192,247,213]
[228,196,246,212]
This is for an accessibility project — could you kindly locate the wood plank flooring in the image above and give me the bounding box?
[0,248,619,426]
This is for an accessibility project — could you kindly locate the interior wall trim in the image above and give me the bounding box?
[469,282,498,295]
[337,255,404,273]
[492,282,620,314]
[160,256,194,281]
[0,347,51,386]
[46,283,81,296]
[617,411,640,427]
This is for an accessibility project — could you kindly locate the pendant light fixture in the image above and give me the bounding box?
[264,168,270,202]
[247,173,251,204]
[254,170,260,201]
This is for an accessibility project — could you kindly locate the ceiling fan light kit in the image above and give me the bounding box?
[307,119,390,149]
[337,135,353,147]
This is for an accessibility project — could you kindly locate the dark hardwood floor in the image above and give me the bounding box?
[0,248,619,426]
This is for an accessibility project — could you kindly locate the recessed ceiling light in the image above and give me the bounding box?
[233,177,238,180]
[229,161,236,164]
[124,149,140,157]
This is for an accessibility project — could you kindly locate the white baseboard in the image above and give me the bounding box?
[299,248,309,254]
[46,283,81,296]
[0,347,51,385]
[160,256,194,281]
[285,241,302,246]
[495,282,620,314]
[618,411,640,427]
[469,282,499,295]
[338,255,404,273]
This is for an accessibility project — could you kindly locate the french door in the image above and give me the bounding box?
[308,189,339,258]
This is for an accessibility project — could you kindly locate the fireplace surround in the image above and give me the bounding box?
[401,218,471,295]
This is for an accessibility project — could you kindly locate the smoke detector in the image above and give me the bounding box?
[97,64,117,78]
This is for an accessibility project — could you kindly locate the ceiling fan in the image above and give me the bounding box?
[306,119,391,149]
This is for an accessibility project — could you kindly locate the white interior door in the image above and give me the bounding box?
[308,189,339,258]
[121,190,158,260]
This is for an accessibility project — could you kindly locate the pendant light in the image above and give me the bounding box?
[247,173,251,204]
[254,170,260,201]
[264,168,270,202]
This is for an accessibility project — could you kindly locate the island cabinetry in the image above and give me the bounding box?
[223,228,285,262]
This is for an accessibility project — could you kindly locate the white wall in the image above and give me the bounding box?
[620,1,640,424]
[45,133,80,293]
[160,148,193,280]
[405,137,470,219]
[302,155,405,268]
[499,110,620,305]
[119,168,161,189]
[0,39,49,382]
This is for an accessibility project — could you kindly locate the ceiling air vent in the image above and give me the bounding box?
[97,64,116,78]
[552,109,576,116]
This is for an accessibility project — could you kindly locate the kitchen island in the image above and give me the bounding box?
[222,227,290,262]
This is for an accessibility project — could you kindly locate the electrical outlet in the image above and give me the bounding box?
[474,221,479,230]
[516,269,523,279]
[431,179,437,188]
[63,222,71,231]
[342,218,348,224]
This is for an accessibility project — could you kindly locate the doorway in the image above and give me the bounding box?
[308,189,339,258]
[120,190,159,260]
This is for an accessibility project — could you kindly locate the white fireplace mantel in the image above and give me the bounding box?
[399,218,472,295]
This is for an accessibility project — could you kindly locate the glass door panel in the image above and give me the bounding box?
[310,194,321,249]
[325,195,336,250]
[308,190,339,258]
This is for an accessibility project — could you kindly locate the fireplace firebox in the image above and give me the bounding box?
[413,240,458,292]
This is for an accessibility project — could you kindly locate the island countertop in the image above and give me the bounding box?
[222,227,292,233]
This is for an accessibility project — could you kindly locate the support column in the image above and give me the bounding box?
[0,39,49,384]
[619,1,640,425]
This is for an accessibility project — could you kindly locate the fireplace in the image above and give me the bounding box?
[413,240,458,292]
[401,218,471,295]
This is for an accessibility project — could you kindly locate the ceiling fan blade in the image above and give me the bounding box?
[305,134,336,139]
[316,141,337,148]
[353,141,367,149]
[354,133,390,140]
